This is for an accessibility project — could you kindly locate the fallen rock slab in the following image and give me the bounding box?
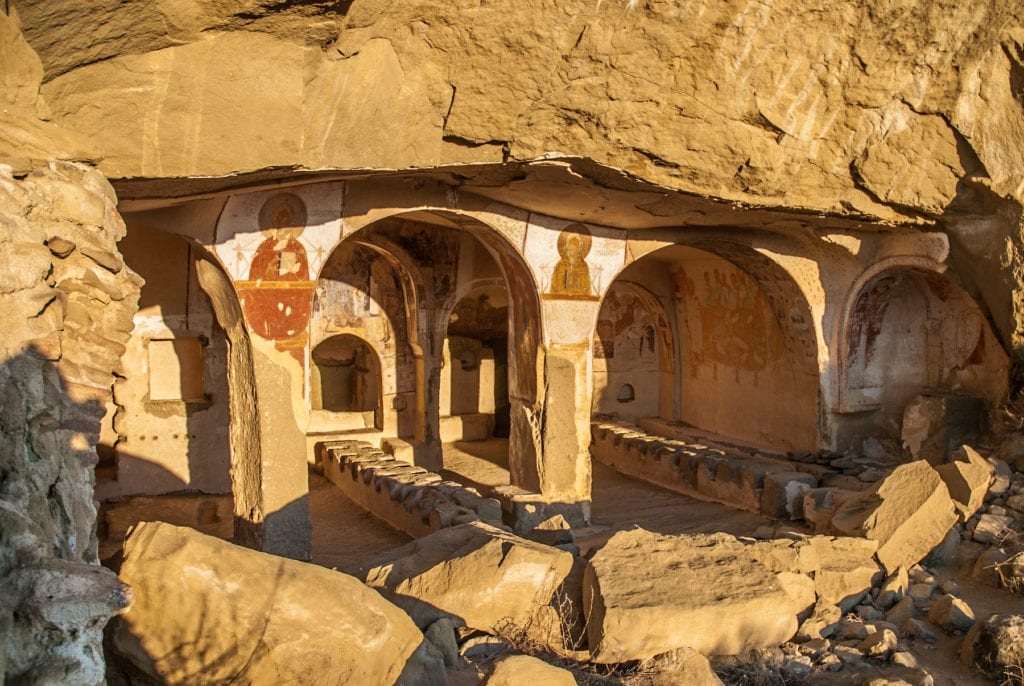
[936,460,990,521]
[831,460,958,574]
[360,521,574,642]
[583,529,810,663]
[927,594,975,634]
[111,521,444,686]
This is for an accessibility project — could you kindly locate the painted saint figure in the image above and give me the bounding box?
[238,192,314,346]
[550,223,593,296]
[249,192,310,282]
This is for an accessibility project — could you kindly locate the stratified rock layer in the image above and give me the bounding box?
[0,147,139,681]
[831,460,958,574]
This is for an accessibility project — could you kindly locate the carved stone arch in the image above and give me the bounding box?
[834,256,1008,444]
[603,237,820,450]
[835,256,947,413]
[313,228,428,444]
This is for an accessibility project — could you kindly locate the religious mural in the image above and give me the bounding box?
[235,192,316,363]
[550,224,593,297]
[671,262,785,384]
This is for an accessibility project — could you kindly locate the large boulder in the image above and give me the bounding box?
[831,460,958,574]
[360,522,574,640]
[110,521,444,686]
[582,529,811,663]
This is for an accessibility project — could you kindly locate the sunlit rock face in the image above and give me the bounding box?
[14,2,1022,213]
[15,1,1024,351]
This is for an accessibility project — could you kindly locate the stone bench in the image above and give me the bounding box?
[315,440,503,538]
[590,421,819,519]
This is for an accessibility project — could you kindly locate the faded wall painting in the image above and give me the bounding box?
[236,193,314,351]
[842,269,1008,425]
[672,263,786,382]
[592,282,673,420]
[669,250,815,449]
[551,224,593,297]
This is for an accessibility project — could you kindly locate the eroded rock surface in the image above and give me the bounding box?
[583,529,812,663]
[831,460,958,574]
[0,71,139,680]
[111,521,446,686]
[360,521,575,644]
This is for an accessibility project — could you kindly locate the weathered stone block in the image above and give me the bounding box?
[936,459,990,522]
[484,655,576,686]
[583,529,809,662]
[112,521,444,686]
[831,460,958,574]
[361,521,573,639]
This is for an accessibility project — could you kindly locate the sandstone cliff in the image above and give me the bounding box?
[13,0,1024,352]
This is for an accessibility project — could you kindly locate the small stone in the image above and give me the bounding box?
[524,514,574,546]
[927,594,975,634]
[46,236,76,258]
[838,620,869,640]
[973,514,1015,544]
[877,567,909,610]
[80,246,122,273]
[819,653,842,671]
[908,582,935,603]
[799,639,830,657]
[891,651,919,668]
[859,468,883,482]
[988,458,1013,496]
[939,579,959,595]
[857,604,884,621]
[484,654,576,686]
[906,618,938,642]
[425,618,459,667]
[858,628,898,658]
[886,596,917,628]
[1005,494,1024,513]
[796,601,841,641]
[834,644,865,663]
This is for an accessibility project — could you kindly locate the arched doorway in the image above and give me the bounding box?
[838,265,1008,443]
[441,284,511,440]
[312,211,542,492]
[311,237,418,442]
[596,242,819,452]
